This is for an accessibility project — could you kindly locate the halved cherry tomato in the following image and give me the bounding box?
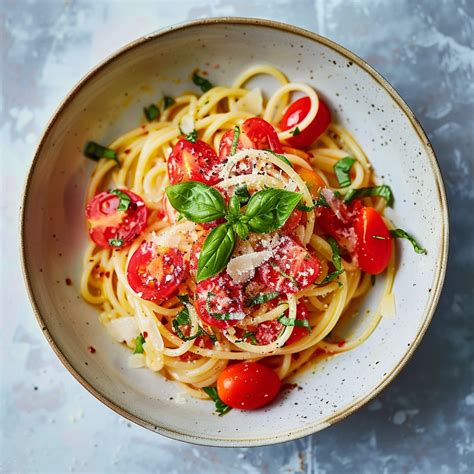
[85,189,148,249]
[167,139,222,185]
[219,117,282,159]
[178,336,214,361]
[258,236,320,294]
[280,96,331,148]
[189,234,207,277]
[127,242,187,302]
[354,207,392,274]
[217,362,281,410]
[297,167,326,197]
[280,208,303,234]
[194,273,245,329]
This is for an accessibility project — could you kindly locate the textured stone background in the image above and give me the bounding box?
[1,0,473,472]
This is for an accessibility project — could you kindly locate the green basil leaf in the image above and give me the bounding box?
[245,292,280,307]
[333,157,356,188]
[133,334,146,354]
[278,316,311,331]
[327,236,342,271]
[192,72,213,93]
[83,141,120,167]
[344,185,394,207]
[234,184,251,205]
[108,238,124,247]
[165,181,226,223]
[144,104,160,122]
[390,228,427,255]
[316,268,344,286]
[197,224,236,282]
[243,188,302,233]
[110,189,131,211]
[264,149,294,168]
[227,196,240,219]
[163,96,175,110]
[292,126,301,136]
[233,222,249,240]
[185,129,197,143]
[235,331,258,344]
[230,125,240,156]
[177,294,190,305]
[297,194,330,212]
[203,387,231,416]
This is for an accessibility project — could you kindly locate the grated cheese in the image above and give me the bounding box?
[226,250,273,283]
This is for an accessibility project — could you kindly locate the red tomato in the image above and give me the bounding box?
[280,208,303,234]
[178,336,214,361]
[127,242,187,302]
[354,207,393,274]
[219,117,282,159]
[85,189,148,249]
[189,235,207,277]
[167,139,222,185]
[217,362,281,410]
[297,167,326,197]
[280,96,331,148]
[194,273,245,329]
[257,236,320,293]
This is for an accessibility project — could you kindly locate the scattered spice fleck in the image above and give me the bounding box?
[88,346,96,354]
[65,278,72,286]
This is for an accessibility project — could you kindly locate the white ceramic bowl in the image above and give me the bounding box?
[21,18,448,447]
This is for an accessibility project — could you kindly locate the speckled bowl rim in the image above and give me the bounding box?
[20,17,449,447]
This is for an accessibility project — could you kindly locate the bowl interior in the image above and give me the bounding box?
[22,20,447,446]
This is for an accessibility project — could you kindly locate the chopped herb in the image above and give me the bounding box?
[185,129,198,143]
[372,235,388,240]
[177,294,190,305]
[110,189,131,211]
[230,125,240,156]
[264,149,294,168]
[163,95,175,110]
[144,104,160,122]
[235,331,258,344]
[83,141,120,167]
[344,185,394,207]
[278,316,311,330]
[292,126,301,136]
[234,184,251,205]
[333,156,356,188]
[134,334,146,354]
[172,302,216,343]
[192,72,213,93]
[297,194,329,212]
[327,237,342,271]
[390,228,427,254]
[270,261,299,288]
[245,292,280,307]
[108,238,124,247]
[203,387,231,416]
[316,268,344,286]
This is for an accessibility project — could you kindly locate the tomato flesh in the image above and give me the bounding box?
[194,273,245,329]
[297,167,326,197]
[280,96,331,148]
[217,362,281,410]
[167,139,222,185]
[354,207,392,274]
[127,242,187,302]
[85,189,148,249]
[280,208,303,234]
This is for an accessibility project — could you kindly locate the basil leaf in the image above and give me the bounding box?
[144,104,160,122]
[235,331,258,344]
[264,149,293,168]
[177,294,190,305]
[245,292,280,307]
[166,181,226,223]
[230,125,240,156]
[390,228,427,255]
[344,185,394,207]
[203,387,231,416]
[333,157,356,188]
[185,129,197,143]
[316,268,344,286]
[297,194,329,212]
[233,222,249,240]
[83,141,120,167]
[134,334,146,354]
[192,72,213,93]
[278,316,311,331]
[234,184,251,205]
[292,126,301,136]
[108,238,124,247]
[110,189,131,211]
[227,196,240,219]
[197,224,236,281]
[243,188,302,233]
[327,236,342,271]
[163,96,175,110]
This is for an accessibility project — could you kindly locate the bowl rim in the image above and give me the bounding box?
[20,16,449,447]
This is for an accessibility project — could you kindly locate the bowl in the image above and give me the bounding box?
[20,18,448,447]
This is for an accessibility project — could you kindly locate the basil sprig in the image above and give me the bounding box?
[110,189,131,211]
[390,228,427,254]
[166,181,302,281]
[203,387,231,416]
[334,157,356,188]
[344,185,394,207]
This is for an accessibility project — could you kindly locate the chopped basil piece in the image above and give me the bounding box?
[83,141,120,167]
[230,125,240,156]
[298,194,330,212]
[163,95,175,110]
[108,238,124,247]
[234,184,251,205]
[235,331,258,344]
[192,72,213,93]
[110,189,131,211]
[205,292,237,321]
[333,157,356,188]
[390,228,427,254]
[344,185,394,207]
[278,316,311,330]
[203,387,231,416]
[134,334,146,354]
[327,236,342,271]
[172,304,216,343]
[185,129,197,143]
[177,294,190,305]
[245,292,280,307]
[316,268,344,286]
[264,149,294,168]
[292,126,301,136]
[144,104,160,122]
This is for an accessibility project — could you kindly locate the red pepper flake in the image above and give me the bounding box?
[105,272,110,278]
[95,264,100,269]
[88,346,96,354]
[337,340,346,347]
[99,272,104,277]
[65,278,72,286]
[143,331,148,338]
[161,317,168,325]
[124,149,131,154]
[141,124,147,129]
[281,383,299,392]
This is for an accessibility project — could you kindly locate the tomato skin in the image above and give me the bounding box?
[127,242,187,303]
[297,167,326,197]
[285,301,310,345]
[167,139,222,185]
[280,208,303,234]
[217,362,281,410]
[354,207,392,274]
[317,199,363,243]
[86,189,148,249]
[194,273,245,329]
[178,336,213,361]
[280,96,331,148]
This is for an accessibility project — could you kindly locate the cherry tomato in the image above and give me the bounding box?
[354,207,392,274]
[297,167,326,197]
[194,273,245,329]
[178,336,214,361]
[217,362,281,410]
[85,189,148,249]
[218,128,254,159]
[280,208,303,234]
[127,242,187,302]
[167,139,222,185]
[257,236,320,294]
[280,96,331,148]
[189,234,207,277]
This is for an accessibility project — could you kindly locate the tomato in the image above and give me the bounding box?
[354,207,392,274]
[257,236,320,293]
[217,362,281,410]
[178,336,214,361]
[280,96,331,148]
[219,117,282,159]
[297,167,326,197]
[189,234,207,277]
[127,242,187,302]
[85,189,148,249]
[280,208,303,234]
[194,273,245,329]
[167,139,222,185]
